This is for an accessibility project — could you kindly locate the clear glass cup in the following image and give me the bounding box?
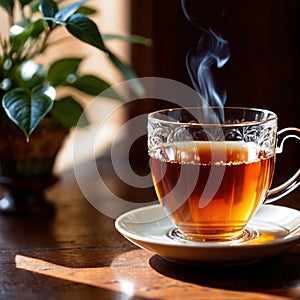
[148,107,300,242]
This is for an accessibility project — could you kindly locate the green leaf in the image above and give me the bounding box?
[10,24,33,52]
[30,19,46,39]
[2,86,55,139]
[18,61,46,89]
[76,6,97,16]
[70,75,109,95]
[69,75,122,100]
[51,96,88,127]
[29,0,41,13]
[55,0,87,22]
[103,34,152,46]
[107,50,145,97]
[39,0,58,27]
[66,13,106,52]
[9,20,46,52]
[48,57,82,86]
[0,0,14,14]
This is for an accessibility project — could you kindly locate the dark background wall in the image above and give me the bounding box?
[129,0,299,197]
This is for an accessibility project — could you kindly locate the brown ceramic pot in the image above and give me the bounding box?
[0,115,69,214]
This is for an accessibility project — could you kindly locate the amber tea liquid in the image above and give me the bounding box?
[150,141,275,240]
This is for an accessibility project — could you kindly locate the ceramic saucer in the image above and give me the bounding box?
[115,204,300,265]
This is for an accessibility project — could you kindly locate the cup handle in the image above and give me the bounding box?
[265,127,300,204]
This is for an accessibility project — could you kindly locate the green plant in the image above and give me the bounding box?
[0,0,149,140]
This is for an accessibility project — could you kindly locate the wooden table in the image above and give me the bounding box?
[0,155,299,300]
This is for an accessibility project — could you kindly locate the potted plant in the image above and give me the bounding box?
[0,0,149,214]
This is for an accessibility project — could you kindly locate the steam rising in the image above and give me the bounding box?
[181,1,230,108]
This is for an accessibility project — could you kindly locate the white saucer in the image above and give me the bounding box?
[115,204,300,265]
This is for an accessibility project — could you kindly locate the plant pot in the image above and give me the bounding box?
[0,116,69,215]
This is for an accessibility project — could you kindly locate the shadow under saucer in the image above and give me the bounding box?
[149,249,300,298]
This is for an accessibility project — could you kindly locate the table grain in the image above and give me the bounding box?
[0,156,299,300]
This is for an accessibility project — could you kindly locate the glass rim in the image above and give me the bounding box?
[148,106,278,127]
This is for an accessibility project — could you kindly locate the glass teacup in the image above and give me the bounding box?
[148,107,300,242]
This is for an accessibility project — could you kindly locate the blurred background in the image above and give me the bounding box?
[50,0,299,199]
[47,0,300,199]
[129,0,300,191]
